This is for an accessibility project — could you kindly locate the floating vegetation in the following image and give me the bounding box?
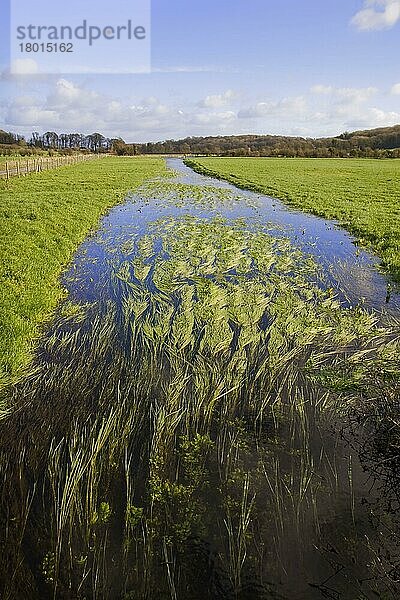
[134,179,256,210]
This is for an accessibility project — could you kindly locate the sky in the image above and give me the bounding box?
[0,0,400,142]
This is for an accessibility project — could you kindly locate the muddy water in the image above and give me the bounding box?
[0,159,399,600]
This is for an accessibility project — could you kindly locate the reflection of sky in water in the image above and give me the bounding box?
[63,158,400,313]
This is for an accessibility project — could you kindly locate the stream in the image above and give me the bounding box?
[64,159,400,312]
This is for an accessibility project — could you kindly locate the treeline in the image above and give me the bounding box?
[0,129,117,156]
[1,125,400,158]
[0,131,25,146]
[29,131,114,152]
[129,125,400,158]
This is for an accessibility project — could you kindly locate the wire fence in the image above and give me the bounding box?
[0,154,107,180]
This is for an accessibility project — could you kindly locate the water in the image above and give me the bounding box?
[0,159,399,600]
[64,158,400,312]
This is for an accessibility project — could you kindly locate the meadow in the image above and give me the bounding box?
[185,157,400,285]
[0,156,164,390]
[0,155,24,163]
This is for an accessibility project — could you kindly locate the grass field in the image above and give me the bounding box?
[0,156,164,388]
[0,156,27,164]
[185,158,400,284]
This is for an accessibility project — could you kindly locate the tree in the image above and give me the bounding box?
[85,133,106,153]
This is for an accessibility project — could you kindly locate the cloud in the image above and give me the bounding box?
[307,84,396,132]
[2,79,238,139]
[391,83,400,94]
[238,96,307,119]
[7,102,59,128]
[190,111,236,126]
[199,90,237,109]
[310,85,333,95]
[47,79,100,110]
[7,59,40,76]
[337,106,400,130]
[311,85,378,104]
[1,58,61,83]
[152,65,234,74]
[308,100,400,133]
[1,78,399,141]
[351,0,400,31]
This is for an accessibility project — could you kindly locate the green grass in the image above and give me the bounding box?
[0,156,17,163]
[185,157,400,284]
[0,153,60,163]
[0,156,165,387]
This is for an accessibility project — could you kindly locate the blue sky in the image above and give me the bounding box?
[0,0,400,142]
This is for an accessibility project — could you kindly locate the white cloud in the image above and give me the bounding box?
[311,85,333,95]
[343,107,400,130]
[351,0,400,31]
[13,95,42,108]
[152,65,234,74]
[9,59,39,76]
[336,87,378,103]
[199,90,236,109]
[308,102,400,133]
[2,79,175,135]
[311,85,378,103]
[238,96,307,119]
[391,82,400,94]
[307,84,397,133]
[50,79,83,103]
[191,111,236,126]
[7,106,59,128]
[1,78,399,141]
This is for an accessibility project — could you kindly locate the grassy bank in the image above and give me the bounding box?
[0,156,164,388]
[185,157,400,284]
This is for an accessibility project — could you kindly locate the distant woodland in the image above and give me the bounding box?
[1,124,400,158]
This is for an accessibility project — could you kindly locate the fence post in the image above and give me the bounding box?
[5,162,9,180]
[16,161,20,177]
